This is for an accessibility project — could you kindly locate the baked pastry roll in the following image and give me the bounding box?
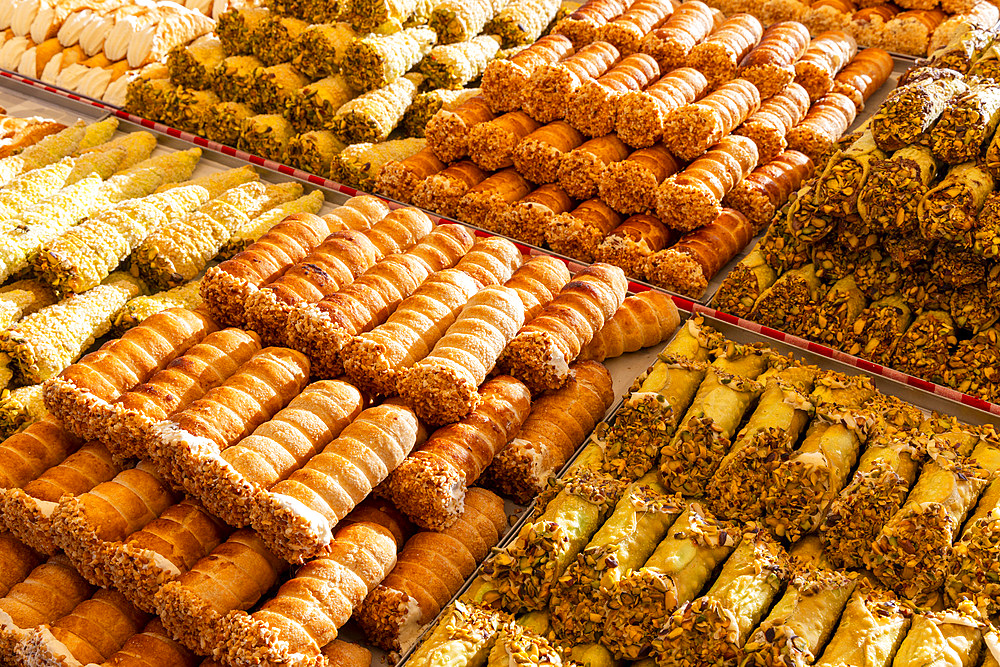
[0,417,82,491]
[785,91,857,162]
[919,161,994,243]
[483,361,614,502]
[522,40,621,123]
[502,183,576,246]
[412,161,490,219]
[244,207,433,346]
[737,21,810,99]
[882,8,946,56]
[725,149,814,230]
[639,0,724,70]
[931,82,1000,165]
[341,237,524,397]
[147,346,310,491]
[593,214,678,280]
[657,134,759,231]
[599,144,682,215]
[891,609,983,667]
[201,196,389,328]
[831,47,893,111]
[0,441,117,555]
[90,618,197,667]
[421,35,502,91]
[285,224,475,378]
[553,0,630,47]
[598,0,674,56]
[646,208,754,298]
[558,135,632,201]
[565,53,660,138]
[356,488,507,652]
[512,120,586,185]
[546,198,624,262]
[217,519,399,667]
[616,67,709,149]
[812,582,911,667]
[662,78,761,161]
[578,291,679,362]
[945,461,1000,612]
[376,148,447,203]
[711,250,777,319]
[321,640,372,667]
[687,13,764,88]
[733,82,810,165]
[871,75,965,152]
[468,111,543,171]
[425,95,496,163]
[383,377,531,531]
[794,30,857,102]
[0,532,41,600]
[481,34,575,113]
[0,554,94,663]
[249,400,426,563]
[455,168,533,232]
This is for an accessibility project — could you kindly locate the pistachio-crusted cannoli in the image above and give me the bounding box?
[413,160,490,218]
[661,78,761,162]
[615,67,709,149]
[711,251,778,319]
[758,210,812,274]
[598,144,682,215]
[485,0,564,48]
[235,114,293,164]
[651,526,789,667]
[0,385,46,440]
[890,309,957,381]
[919,161,995,243]
[600,317,720,480]
[942,327,1000,399]
[289,22,358,80]
[749,263,823,337]
[593,213,676,280]
[925,25,994,71]
[725,150,814,231]
[687,13,764,89]
[334,74,424,144]
[167,35,224,91]
[215,6,269,56]
[546,199,624,262]
[765,406,876,542]
[404,599,508,666]
[456,168,533,232]
[818,131,884,219]
[931,82,1000,164]
[422,35,502,90]
[950,282,999,333]
[813,582,911,667]
[638,0,723,71]
[481,469,629,613]
[706,362,816,521]
[845,295,911,363]
[502,183,576,247]
[286,75,356,134]
[857,146,938,235]
[891,609,984,667]
[429,0,504,45]
[733,83,811,166]
[658,344,769,496]
[945,444,1000,611]
[601,503,738,660]
[426,96,496,163]
[481,34,574,113]
[738,22,811,99]
[872,75,968,152]
[821,428,929,569]
[550,474,683,644]
[522,40,621,123]
[203,101,255,148]
[565,53,661,138]
[211,54,263,105]
[785,92,858,163]
[250,14,309,66]
[867,444,991,600]
[803,276,867,350]
[404,88,482,137]
[249,63,309,117]
[285,132,345,179]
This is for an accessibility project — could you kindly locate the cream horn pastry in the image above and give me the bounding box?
[483,361,614,503]
[105,328,262,462]
[502,183,576,247]
[512,120,586,185]
[882,9,946,57]
[186,380,364,529]
[425,96,495,163]
[153,529,287,655]
[17,35,58,78]
[794,31,857,102]
[639,1,723,71]
[285,224,475,378]
[200,195,389,328]
[737,22,810,99]
[249,400,427,563]
[467,111,543,171]
[0,533,41,599]
[49,461,178,587]
[14,589,149,667]
[598,0,674,56]
[558,134,632,201]
[356,488,508,652]
[616,67,709,149]
[341,237,524,398]
[785,91,857,163]
[412,161,490,219]
[831,47,893,111]
[662,78,761,161]
[724,150,813,231]
[565,53,660,138]
[0,417,82,491]
[0,442,117,555]
[481,34,575,113]
[383,377,531,531]
[455,168,533,232]
[126,6,213,68]
[546,198,624,262]
[376,148,446,203]
[645,208,754,299]
[657,134,759,231]
[244,208,433,346]
[40,44,85,83]
[89,618,198,667]
[599,144,682,215]
[0,554,94,663]
[522,40,621,123]
[146,346,310,491]
[687,13,764,89]
[733,82,810,166]
[553,0,630,47]
[320,639,371,667]
[579,291,679,362]
[218,518,400,667]
[593,214,678,280]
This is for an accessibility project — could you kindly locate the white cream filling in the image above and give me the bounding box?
[136,547,181,577]
[28,4,52,43]
[78,66,111,98]
[546,347,570,378]
[58,9,94,47]
[396,595,424,652]
[150,420,220,460]
[56,63,90,91]
[102,73,131,106]
[0,0,15,30]
[16,46,34,77]
[32,497,58,519]
[0,36,31,70]
[104,15,141,61]
[986,632,1000,661]
[626,391,658,405]
[79,15,112,56]
[125,23,154,67]
[185,0,211,14]
[35,627,82,667]
[270,492,332,545]
[10,0,38,37]
[39,49,60,82]
[933,611,979,628]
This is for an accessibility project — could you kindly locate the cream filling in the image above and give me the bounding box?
[39,49,60,82]
[58,9,94,47]
[78,66,111,98]
[35,627,82,667]
[509,437,543,483]
[269,492,333,545]
[0,0,15,30]
[104,15,142,61]
[626,391,659,405]
[986,632,999,662]
[32,497,58,519]
[0,36,32,70]
[56,63,90,91]
[102,73,131,106]
[546,347,569,378]
[10,0,38,37]
[185,0,211,14]
[78,15,112,56]
[16,46,34,77]
[396,595,424,652]
[135,547,181,577]
[125,23,154,67]
[28,3,52,43]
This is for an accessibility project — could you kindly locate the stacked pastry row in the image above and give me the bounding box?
[0,115,328,446]
[378,8,892,299]
[123,0,579,182]
[410,315,1000,667]
[702,0,999,56]
[713,62,1000,404]
[0,196,682,667]
[0,0,219,106]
